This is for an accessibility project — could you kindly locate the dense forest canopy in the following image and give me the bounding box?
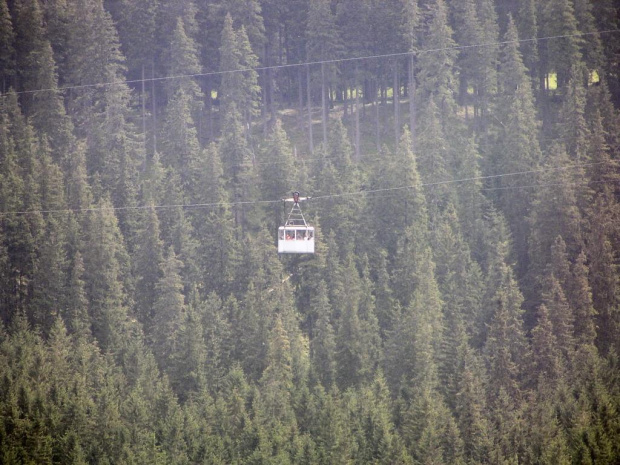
[1,0,620,463]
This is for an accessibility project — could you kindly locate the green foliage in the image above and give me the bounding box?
[1,1,620,462]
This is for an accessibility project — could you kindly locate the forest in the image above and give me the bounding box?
[1,0,620,463]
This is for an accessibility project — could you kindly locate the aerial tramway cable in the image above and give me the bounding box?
[0,161,612,217]
[2,29,619,98]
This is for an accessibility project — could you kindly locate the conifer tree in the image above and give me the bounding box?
[26,40,74,162]
[65,251,89,338]
[527,143,583,284]
[570,251,597,347]
[199,292,231,392]
[492,16,542,268]
[367,127,427,258]
[454,345,491,463]
[586,196,620,355]
[558,65,589,163]
[218,14,260,125]
[260,119,297,232]
[114,0,158,77]
[309,281,336,389]
[133,206,164,326]
[30,215,67,334]
[162,17,203,111]
[415,0,458,116]
[572,0,605,74]
[151,247,185,376]
[218,104,255,232]
[306,0,342,145]
[192,144,238,295]
[160,88,201,189]
[484,263,528,404]
[82,197,131,353]
[531,304,563,383]
[517,0,539,86]
[258,316,296,428]
[173,292,206,401]
[0,0,14,90]
[541,273,575,364]
[538,0,583,90]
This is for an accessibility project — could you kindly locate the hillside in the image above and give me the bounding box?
[1,0,620,463]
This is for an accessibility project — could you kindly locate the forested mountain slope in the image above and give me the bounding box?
[1,0,620,463]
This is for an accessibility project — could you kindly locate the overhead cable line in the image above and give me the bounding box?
[4,28,619,97]
[0,161,608,217]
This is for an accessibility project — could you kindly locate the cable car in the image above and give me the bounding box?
[278,191,315,254]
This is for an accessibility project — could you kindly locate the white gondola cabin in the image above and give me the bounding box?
[278,192,315,254]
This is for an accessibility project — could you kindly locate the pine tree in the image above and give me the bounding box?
[218,104,255,232]
[191,144,238,296]
[416,0,458,116]
[587,196,620,356]
[367,127,427,258]
[306,0,342,145]
[572,0,605,74]
[30,215,67,335]
[309,281,336,389]
[159,88,201,189]
[218,14,260,124]
[454,346,491,463]
[260,119,297,232]
[161,17,203,109]
[485,263,528,404]
[0,0,15,90]
[150,247,185,375]
[570,251,597,347]
[541,273,575,364]
[492,16,542,268]
[114,0,158,76]
[527,143,583,286]
[82,197,131,353]
[25,39,74,162]
[65,251,89,338]
[133,206,164,326]
[558,65,589,163]
[173,292,206,402]
[516,0,539,86]
[538,0,583,90]
[258,316,296,428]
[531,304,563,383]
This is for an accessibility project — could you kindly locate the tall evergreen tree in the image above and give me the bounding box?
[151,247,185,375]
[133,206,164,326]
[0,0,15,90]
[416,0,458,116]
[492,16,542,269]
[309,280,336,389]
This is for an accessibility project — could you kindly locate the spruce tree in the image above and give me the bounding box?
[309,281,336,389]
[492,16,542,269]
[161,17,203,110]
[133,206,164,326]
[148,247,186,374]
[82,197,131,353]
[0,0,14,90]
[415,0,458,116]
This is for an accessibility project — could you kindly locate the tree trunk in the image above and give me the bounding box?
[298,67,304,135]
[394,61,400,147]
[142,65,147,158]
[205,76,213,141]
[151,61,157,155]
[321,62,328,148]
[408,55,416,153]
[355,66,360,162]
[375,80,380,152]
[307,64,314,154]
